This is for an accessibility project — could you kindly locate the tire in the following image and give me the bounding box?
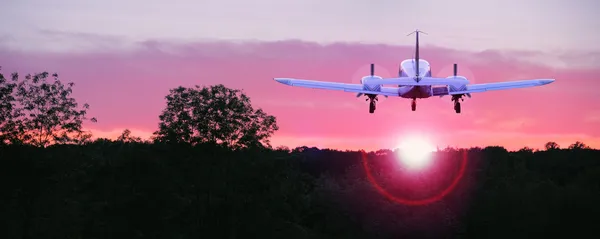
[455,102,461,114]
[369,101,375,113]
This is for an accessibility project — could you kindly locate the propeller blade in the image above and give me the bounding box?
[452,63,470,98]
[370,63,374,76]
[453,63,457,76]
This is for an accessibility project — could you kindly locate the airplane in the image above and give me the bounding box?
[273,29,555,114]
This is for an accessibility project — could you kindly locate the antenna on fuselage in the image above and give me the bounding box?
[407,29,427,82]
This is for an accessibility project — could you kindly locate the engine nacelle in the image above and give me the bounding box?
[361,75,383,92]
[446,75,470,84]
[445,75,469,93]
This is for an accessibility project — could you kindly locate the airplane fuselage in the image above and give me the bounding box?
[397,59,433,99]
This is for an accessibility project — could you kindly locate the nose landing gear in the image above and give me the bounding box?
[411,98,417,111]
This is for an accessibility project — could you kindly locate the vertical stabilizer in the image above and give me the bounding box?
[407,29,426,82]
[415,31,419,80]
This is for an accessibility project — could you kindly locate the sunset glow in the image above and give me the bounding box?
[396,135,437,169]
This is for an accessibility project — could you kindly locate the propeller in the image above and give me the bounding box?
[356,64,374,98]
[453,63,457,77]
[357,63,387,98]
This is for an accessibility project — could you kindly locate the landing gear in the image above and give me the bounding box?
[411,98,417,111]
[369,100,376,113]
[454,102,461,113]
[366,94,377,114]
[452,95,464,114]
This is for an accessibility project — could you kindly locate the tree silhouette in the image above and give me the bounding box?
[153,84,278,149]
[545,141,560,150]
[0,68,96,146]
[0,67,18,145]
[569,141,589,150]
[117,129,143,143]
[518,147,534,153]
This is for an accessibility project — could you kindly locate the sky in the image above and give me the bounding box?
[1,0,599,150]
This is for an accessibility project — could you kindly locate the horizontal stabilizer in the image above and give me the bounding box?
[449,79,555,95]
[366,77,469,86]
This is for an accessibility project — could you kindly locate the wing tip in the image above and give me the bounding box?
[540,79,555,85]
[274,78,292,85]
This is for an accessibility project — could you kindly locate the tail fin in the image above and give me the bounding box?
[407,29,427,81]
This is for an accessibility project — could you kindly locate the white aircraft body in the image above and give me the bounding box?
[274,30,555,114]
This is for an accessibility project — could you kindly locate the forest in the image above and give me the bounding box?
[1,68,599,238]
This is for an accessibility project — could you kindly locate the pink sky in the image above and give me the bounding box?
[1,40,599,151]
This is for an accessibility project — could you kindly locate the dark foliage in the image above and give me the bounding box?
[152,84,278,149]
[0,68,96,146]
[1,143,598,238]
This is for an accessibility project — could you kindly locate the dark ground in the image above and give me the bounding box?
[1,142,599,239]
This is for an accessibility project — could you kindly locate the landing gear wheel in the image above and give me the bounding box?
[411,99,416,111]
[369,100,376,114]
[454,102,461,114]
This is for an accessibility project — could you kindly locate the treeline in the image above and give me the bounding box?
[1,68,599,238]
[1,143,599,238]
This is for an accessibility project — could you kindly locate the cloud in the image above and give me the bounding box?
[584,111,600,123]
[2,29,600,69]
[474,115,535,131]
[1,36,599,150]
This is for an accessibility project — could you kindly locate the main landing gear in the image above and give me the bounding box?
[452,95,464,114]
[411,98,417,111]
[366,94,377,114]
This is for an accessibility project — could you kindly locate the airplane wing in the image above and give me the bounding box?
[274,78,400,97]
[366,77,469,86]
[449,79,555,95]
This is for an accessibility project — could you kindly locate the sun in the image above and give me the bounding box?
[396,135,436,170]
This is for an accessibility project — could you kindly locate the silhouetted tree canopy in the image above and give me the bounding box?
[569,141,589,150]
[0,67,96,146]
[117,129,143,143]
[153,84,278,149]
[545,141,560,150]
[1,142,598,238]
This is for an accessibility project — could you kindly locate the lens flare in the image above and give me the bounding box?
[361,150,468,206]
